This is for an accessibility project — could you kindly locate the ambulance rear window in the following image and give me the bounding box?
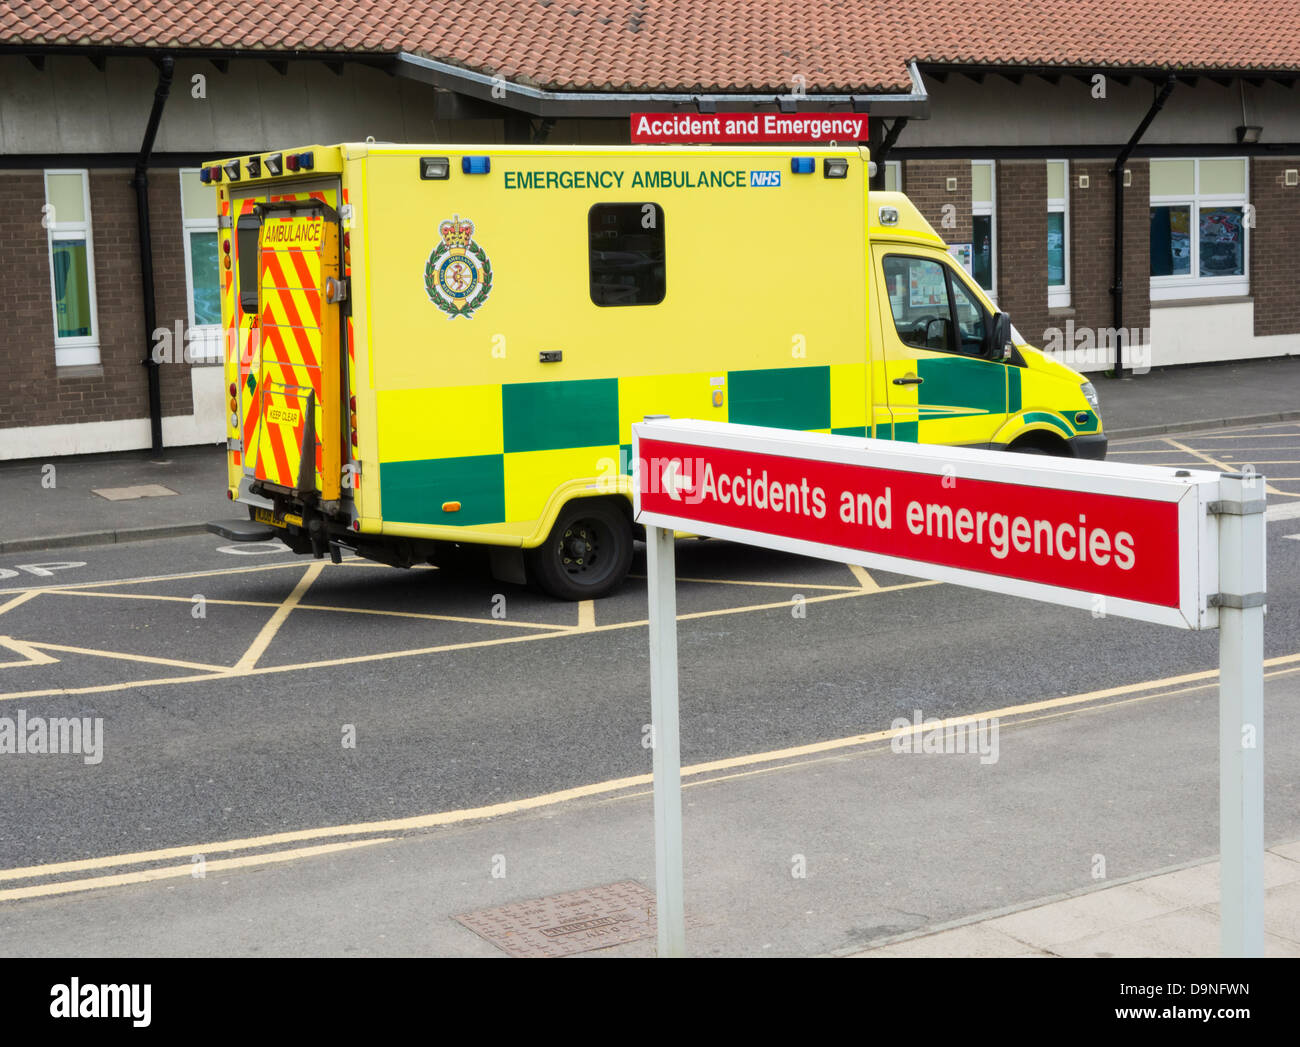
[588,203,665,306]
[236,215,260,315]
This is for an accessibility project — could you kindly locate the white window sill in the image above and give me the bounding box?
[54,344,100,368]
[1151,280,1249,302]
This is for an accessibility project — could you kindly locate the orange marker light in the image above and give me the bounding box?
[441,501,462,513]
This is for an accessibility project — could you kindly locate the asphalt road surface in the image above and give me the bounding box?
[2,420,1298,953]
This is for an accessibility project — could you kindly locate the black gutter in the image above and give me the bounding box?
[1111,74,1176,378]
[132,55,174,454]
[887,142,1300,160]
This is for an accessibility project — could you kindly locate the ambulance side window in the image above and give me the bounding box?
[588,203,665,306]
[236,215,260,315]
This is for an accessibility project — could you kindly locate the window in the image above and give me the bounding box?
[1047,160,1070,308]
[971,161,996,298]
[883,161,902,192]
[44,170,100,366]
[882,254,991,357]
[1150,158,1249,300]
[180,169,222,362]
[588,203,665,306]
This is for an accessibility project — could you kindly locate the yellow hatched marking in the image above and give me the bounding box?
[1164,437,1295,498]
[234,561,323,672]
[0,635,58,668]
[0,591,40,617]
[848,564,881,591]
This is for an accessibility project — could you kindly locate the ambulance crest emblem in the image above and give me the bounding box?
[425,215,493,318]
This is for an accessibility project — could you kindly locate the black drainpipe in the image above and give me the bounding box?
[132,55,175,453]
[1111,74,1175,378]
[870,118,909,190]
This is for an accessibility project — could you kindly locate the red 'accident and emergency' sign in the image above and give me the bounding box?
[630,112,868,144]
[632,419,1224,630]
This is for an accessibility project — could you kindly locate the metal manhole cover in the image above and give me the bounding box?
[454,880,658,957]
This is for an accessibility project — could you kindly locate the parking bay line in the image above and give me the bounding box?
[44,588,568,631]
[4,655,1298,899]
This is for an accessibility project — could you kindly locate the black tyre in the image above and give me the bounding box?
[527,500,633,600]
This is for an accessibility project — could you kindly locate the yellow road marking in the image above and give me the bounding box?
[848,564,880,591]
[1164,437,1293,498]
[0,838,393,902]
[1,577,937,703]
[0,635,59,668]
[0,557,320,598]
[631,574,860,592]
[9,654,1298,896]
[0,591,40,617]
[576,600,596,631]
[49,588,567,632]
[233,561,323,672]
[22,641,226,674]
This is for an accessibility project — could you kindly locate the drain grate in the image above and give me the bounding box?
[454,880,658,957]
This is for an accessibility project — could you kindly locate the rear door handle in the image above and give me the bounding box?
[893,375,923,386]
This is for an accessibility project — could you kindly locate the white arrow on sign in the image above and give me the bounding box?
[662,460,694,502]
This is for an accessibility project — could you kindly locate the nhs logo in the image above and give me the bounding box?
[749,170,781,187]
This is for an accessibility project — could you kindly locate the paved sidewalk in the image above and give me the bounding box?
[846,841,1300,958]
[2,355,1297,554]
[0,443,228,554]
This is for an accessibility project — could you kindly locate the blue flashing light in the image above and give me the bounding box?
[462,155,491,175]
[296,151,314,170]
[790,157,815,174]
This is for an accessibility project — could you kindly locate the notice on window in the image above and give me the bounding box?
[909,264,946,308]
[948,243,973,276]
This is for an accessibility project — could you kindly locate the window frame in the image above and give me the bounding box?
[44,169,101,367]
[1046,159,1071,308]
[179,168,223,364]
[971,160,997,302]
[883,160,902,192]
[1149,157,1250,301]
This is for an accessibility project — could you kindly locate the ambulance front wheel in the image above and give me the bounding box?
[528,500,634,601]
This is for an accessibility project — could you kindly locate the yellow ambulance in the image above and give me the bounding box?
[203,143,1104,599]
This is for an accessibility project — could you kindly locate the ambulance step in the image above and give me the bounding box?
[205,519,277,542]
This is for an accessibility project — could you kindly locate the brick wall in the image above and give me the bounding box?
[1251,158,1300,337]
[0,168,195,439]
[902,159,972,246]
[1068,159,1150,363]
[995,161,1049,346]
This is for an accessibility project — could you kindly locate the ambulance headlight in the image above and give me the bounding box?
[246,154,261,177]
[420,156,450,180]
[823,158,849,179]
[265,153,283,176]
[223,160,241,182]
[1081,382,1099,408]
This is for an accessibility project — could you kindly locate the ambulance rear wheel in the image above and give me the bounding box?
[528,501,633,601]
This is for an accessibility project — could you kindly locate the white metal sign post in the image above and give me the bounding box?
[632,418,1266,957]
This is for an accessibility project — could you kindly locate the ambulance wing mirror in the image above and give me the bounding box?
[987,311,1015,362]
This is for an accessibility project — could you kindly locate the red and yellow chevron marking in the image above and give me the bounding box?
[252,210,342,500]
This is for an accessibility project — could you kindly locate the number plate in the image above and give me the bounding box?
[253,507,303,529]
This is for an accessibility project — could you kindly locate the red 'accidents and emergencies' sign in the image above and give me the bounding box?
[632,420,1223,630]
[630,112,868,144]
